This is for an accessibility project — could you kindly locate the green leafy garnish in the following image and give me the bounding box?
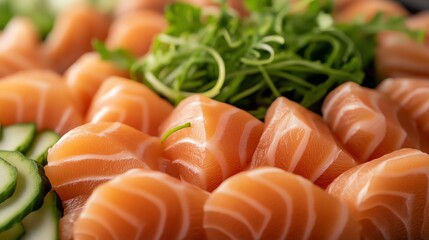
[92,40,137,70]
[96,0,420,119]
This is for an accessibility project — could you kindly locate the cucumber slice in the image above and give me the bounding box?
[0,223,25,240]
[0,157,17,203]
[0,123,36,152]
[26,130,60,166]
[21,191,61,240]
[0,151,44,231]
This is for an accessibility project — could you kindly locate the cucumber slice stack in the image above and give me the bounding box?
[0,151,46,231]
[0,123,62,239]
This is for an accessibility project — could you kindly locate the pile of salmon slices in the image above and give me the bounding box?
[0,0,429,239]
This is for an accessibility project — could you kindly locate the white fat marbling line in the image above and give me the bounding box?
[342,104,385,161]
[265,113,311,169]
[248,169,293,239]
[322,83,353,122]
[90,106,126,123]
[96,121,122,136]
[77,210,119,240]
[287,116,312,173]
[398,88,429,110]
[309,144,339,182]
[172,184,191,240]
[297,176,316,240]
[209,108,240,179]
[330,199,351,240]
[25,80,50,128]
[163,137,206,153]
[173,159,208,190]
[414,99,429,120]
[56,175,114,189]
[204,204,258,239]
[378,79,410,101]
[203,223,237,240]
[95,195,144,240]
[55,106,74,134]
[239,120,262,167]
[0,93,24,121]
[358,189,413,236]
[135,137,157,158]
[47,151,147,167]
[92,85,151,132]
[116,180,168,240]
[225,188,271,239]
[145,172,192,240]
[383,53,429,74]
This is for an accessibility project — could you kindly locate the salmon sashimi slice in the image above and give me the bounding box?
[42,5,110,73]
[44,122,165,202]
[106,10,166,57]
[0,17,45,77]
[333,0,408,23]
[160,95,264,192]
[376,32,429,79]
[86,76,173,136]
[377,78,429,152]
[65,52,128,114]
[322,81,420,163]
[0,17,41,57]
[0,70,83,135]
[326,148,429,239]
[204,167,360,240]
[74,169,209,240]
[249,97,358,188]
[376,13,429,79]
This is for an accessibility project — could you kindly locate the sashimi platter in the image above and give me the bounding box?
[1,0,429,239]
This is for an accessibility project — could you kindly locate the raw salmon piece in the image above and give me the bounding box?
[42,5,110,73]
[44,122,165,202]
[377,78,429,152]
[160,95,264,192]
[65,52,128,114]
[327,148,429,239]
[0,17,45,77]
[376,32,429,79]
[376,12,429,79]
[86,76,173,136]
[0,70,83,135]
[204,167,360,240]
[322,81,420,163]
[0,17,41,57]
[250,97,358,188]
[115,0,173,15]
[334,0,408,23]
[74,169,209,240]
[106,10,166,57]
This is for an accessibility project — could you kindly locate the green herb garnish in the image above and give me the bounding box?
[161,122,192,142]
[96,0,420,119]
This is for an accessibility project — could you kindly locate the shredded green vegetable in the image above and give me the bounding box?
[95,0,421,119]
